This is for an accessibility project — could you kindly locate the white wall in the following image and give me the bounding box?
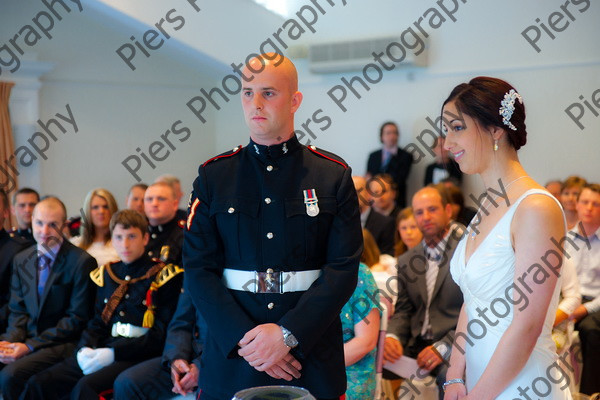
[214,0,600,204]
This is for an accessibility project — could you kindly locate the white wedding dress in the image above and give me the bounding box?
[450,189,572,399]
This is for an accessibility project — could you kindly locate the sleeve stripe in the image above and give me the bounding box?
[187,198,201,230]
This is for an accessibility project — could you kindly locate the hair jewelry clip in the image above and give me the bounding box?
[499,89,523,131]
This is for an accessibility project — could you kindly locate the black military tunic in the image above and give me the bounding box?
[8,226,35,246]
[0,229,29,331]
[146,217,184,265]
[184,135,363,399]
[20,255,184,399]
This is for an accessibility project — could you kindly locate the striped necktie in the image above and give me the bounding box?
[38,254,52,299]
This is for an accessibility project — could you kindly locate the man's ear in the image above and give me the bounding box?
[290,91,303,114]
[444,203,453,220]
[142,231,150,246]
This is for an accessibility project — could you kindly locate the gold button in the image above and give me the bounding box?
[266,232,274,239]
[125,294,130,299]
[266,165,273,172]
[125,275,131,281]
[268,302,274,310]
[232,146,239,152]
[228,207,235,213]
[119,311,125,317]
[142,300,147,306]
[310,145,316,150]
[264,198,271,204]
[148,251,153,256]
[267,268,274,274]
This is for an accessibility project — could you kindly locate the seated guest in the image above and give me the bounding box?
[370,173,401,220]
[366,121,413,208]
[443,182,477,227]
[424,136,462,186]
[155,174,187,220]
[22,210,183,399]
[362,228,397,308]
[551,258,580,353]
[144,182,184,265]
[71,188,119,266]
[9,187,39,245]
[383,187,464,398]
[113,289,206,399]
[565,183,600,395]
[341,261,381,399]
[560,175,587,230]
[545,179,562,200]
[0,189,29,332]
[125,183,148,217]
[0,197,96,400]
[394,207,423,258]
[353,176,395,256]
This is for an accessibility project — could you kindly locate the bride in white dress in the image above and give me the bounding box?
[441,77,571,400]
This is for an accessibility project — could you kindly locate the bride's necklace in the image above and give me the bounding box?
[470,175,529,240]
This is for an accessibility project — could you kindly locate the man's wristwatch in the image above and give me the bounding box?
[280,326,299,349]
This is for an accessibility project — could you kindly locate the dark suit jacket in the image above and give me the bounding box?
[0,229,29,332]
[161,289,207,368]
[388,225,464,349]
[367,147,414,208]
[364,209,396,256]
[1,241,96,350]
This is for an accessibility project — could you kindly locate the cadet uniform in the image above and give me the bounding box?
[22,255,183,400]
[113,288,207,400]
[0,229,29,331]
[184,135,363,399]
[146,217,184,265]
[8,226,35,246]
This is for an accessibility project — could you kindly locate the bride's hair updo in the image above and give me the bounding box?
[442,77,527,150]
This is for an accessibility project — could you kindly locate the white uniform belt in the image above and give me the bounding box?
[222,268,321,293]
[111,322,149,338]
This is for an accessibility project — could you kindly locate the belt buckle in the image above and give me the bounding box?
[115,322,130,337]
[255,268,282,294]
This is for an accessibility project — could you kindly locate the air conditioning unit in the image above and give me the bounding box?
[307,36,428,74]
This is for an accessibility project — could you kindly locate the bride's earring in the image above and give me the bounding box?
[493,139,499,152]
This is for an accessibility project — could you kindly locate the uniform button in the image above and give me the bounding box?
[125,294,130,299]
[148,251,153,256]
[228,207,235,214]
[125,275,131,281]
[266,165,273,172]
[151,233,157,239]
[264,197,271,204]
[266,232,274,239]
[119,311,125,317]
[233,146,239,152]
[142,300,147,306]
[268,302,274,310]
[103,298,108,304]
[310,145,316,150]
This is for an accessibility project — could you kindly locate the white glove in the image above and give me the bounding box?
[77,347,95,372]
[80,348,115,375]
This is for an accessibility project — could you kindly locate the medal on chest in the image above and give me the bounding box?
[303,189,320,217]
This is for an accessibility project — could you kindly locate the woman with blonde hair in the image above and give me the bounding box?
[71,188,119,265]
[393,207,423,257]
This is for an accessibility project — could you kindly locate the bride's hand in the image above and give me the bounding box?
[443,383,467,400]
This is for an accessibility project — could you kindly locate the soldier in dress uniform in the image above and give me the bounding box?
[184,53,363,400]
[22,209,183,399]
[144,182,185,265]
[8,187,39,245]
[0,189,29,332]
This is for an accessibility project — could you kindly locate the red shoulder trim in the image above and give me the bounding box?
[307,146,348,169]
[202,145,243,167]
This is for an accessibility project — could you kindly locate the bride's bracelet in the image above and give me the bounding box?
[442,379,465,392]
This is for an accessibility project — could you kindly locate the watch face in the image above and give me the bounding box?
[285,334,298,348]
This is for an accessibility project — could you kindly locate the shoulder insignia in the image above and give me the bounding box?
[306,145,348,169]
[202,145,243,167]
[187,198,201,230]
[90,264,105,287]
[154,263,184,288]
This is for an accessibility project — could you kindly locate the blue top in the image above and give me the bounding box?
[340,263,381,399]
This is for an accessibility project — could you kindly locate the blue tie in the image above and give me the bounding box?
[38,255,51,299]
